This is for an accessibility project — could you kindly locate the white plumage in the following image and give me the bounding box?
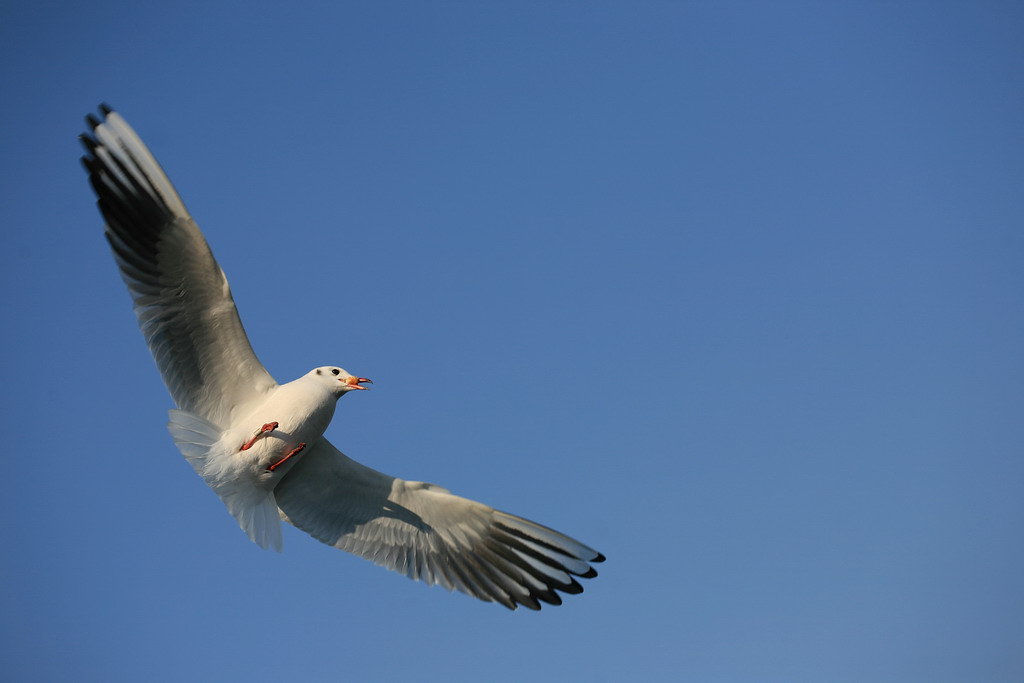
[81,106,604,610]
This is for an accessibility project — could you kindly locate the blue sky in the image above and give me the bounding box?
[2,1,1022,681]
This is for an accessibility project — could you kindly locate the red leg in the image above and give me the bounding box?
[240,422,279,451]
[267,442,306,472]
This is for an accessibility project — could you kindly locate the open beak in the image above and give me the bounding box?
[344,376,373,390]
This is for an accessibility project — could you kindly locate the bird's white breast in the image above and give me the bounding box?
[226,378,338,478]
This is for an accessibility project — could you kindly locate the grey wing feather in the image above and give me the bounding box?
[274,439,605,610]
[81,107,276,425]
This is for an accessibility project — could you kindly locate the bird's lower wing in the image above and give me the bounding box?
[273,439,605,610]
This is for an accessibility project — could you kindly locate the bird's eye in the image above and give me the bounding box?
[331,368,340,376]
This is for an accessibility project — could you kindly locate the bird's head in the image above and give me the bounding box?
[311,366,373,394]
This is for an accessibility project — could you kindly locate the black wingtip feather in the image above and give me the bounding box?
[99,103,114,116]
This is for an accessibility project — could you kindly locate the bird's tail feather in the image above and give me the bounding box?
[167,409,283,552]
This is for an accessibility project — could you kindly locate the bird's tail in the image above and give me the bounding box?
[167,409,283,552]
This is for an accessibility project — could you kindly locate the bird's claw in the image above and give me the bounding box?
[240,421,279,451]
[267,442,306,472]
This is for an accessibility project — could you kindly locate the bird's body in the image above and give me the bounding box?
[81,106,604,610]
[169,367,359,551]
[224,369,347,477]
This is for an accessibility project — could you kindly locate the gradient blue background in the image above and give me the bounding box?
[2,2,1022,681]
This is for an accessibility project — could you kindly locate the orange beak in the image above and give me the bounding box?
[343,376,373,390]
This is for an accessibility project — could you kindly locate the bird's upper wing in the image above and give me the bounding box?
[81,107,276,425]
[274,438,605,610]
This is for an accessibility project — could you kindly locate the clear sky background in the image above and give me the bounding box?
[2,2,1022,682]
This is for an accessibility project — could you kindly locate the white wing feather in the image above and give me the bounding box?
[275,439,605,610]
[82,108,276,425]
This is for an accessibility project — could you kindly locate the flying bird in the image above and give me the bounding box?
[80,105,604,610]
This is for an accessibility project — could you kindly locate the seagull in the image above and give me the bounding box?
[80,105,604,610]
